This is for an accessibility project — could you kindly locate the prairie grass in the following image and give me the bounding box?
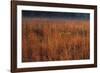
[22,18,90,62]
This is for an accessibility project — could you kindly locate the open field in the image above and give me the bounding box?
[22,18,90,62]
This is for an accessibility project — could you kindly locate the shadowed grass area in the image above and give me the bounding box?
[22,18,90,62]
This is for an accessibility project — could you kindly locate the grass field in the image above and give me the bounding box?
[22,18,90,62]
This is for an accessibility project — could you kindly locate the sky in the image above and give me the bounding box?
[22,10,90,20]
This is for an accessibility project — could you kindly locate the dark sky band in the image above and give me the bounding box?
[22,10,90,20]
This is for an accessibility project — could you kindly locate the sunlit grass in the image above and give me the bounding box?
[22,18,90,62]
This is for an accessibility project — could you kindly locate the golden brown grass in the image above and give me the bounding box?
[22,18,90,62]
